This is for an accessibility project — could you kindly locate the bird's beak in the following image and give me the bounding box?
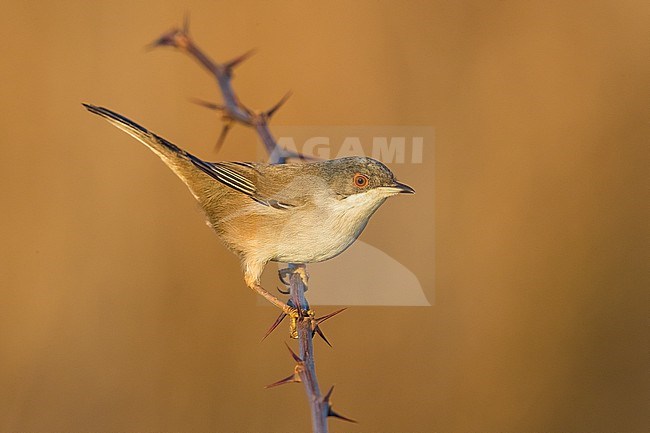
[379,181,415,195]
[393,181,415,194]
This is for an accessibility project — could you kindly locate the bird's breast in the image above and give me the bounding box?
[269,193,387,264]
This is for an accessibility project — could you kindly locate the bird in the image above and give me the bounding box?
[83,104,414,314]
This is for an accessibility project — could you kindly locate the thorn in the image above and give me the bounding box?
[313,325,332,347]
[261,312,287,341]
[285,342,303,363]
[145,25,190,51]
[182,11,191,34]
[145,29,179,50]
[323,385,357,422]
[224,48,258,75]
[323,385,335,403]
[215,121,233,152]
[328,407,357,423]
[144,34,169,51]
[264,373,299,388]
[189,97,225,111]
[265,91,292,119]
[316,308,347,325]
[188,98,233,151]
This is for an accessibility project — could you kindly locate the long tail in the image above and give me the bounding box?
[84,104,194,168]
[83,103,216,199]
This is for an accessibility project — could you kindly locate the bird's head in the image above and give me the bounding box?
[321,156,415,200]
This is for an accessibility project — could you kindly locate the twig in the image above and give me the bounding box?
[149,20,303,164]
[288,264,328,432]
[285,265,355,432]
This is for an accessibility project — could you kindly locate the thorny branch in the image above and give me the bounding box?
[148,18,352,433]
[149,17,303,164]
[264,266,352,431]
[288,265,355,431]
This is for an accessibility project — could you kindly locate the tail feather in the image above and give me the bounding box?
[83,103,222,202]
[83,104,283,209]
[83,104,191,162]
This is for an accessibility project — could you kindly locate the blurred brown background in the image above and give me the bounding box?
[0,1,647,432]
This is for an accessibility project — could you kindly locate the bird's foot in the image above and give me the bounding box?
[288,308,315,339]
[278,268,292,286]
[263,306,346,345]
[262,304,314,340]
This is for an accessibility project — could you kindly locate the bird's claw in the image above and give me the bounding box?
[278,268,292,286]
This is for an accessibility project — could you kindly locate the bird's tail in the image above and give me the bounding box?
[83,103,213,199]
[84,104,192,165]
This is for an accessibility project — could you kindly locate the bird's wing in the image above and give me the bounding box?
[194,160,297,210]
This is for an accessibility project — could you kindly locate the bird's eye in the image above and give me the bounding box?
[353,173,369,188]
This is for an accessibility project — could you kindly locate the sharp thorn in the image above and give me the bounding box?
[215,121,233,152]
[143,40,159,52]
[189,97,226,111]
[284,342,303,363]
[328,407,357,423]
[264,373,299,388]
[182,11,191,34]
[323,385,335,403]
[313,325,332,347]
[261,312,288,341]
[265,91,292,118]
[144,35,168,51]
[145,28,185,51]
[224,48,258,73]
[316,308,347,325]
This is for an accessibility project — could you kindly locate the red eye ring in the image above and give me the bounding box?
[353,173,369,188]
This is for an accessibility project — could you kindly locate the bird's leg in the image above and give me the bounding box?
[249,282,298,317]
[246,265,313,338]
[252,282,301,339]
[244,261,297,316]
